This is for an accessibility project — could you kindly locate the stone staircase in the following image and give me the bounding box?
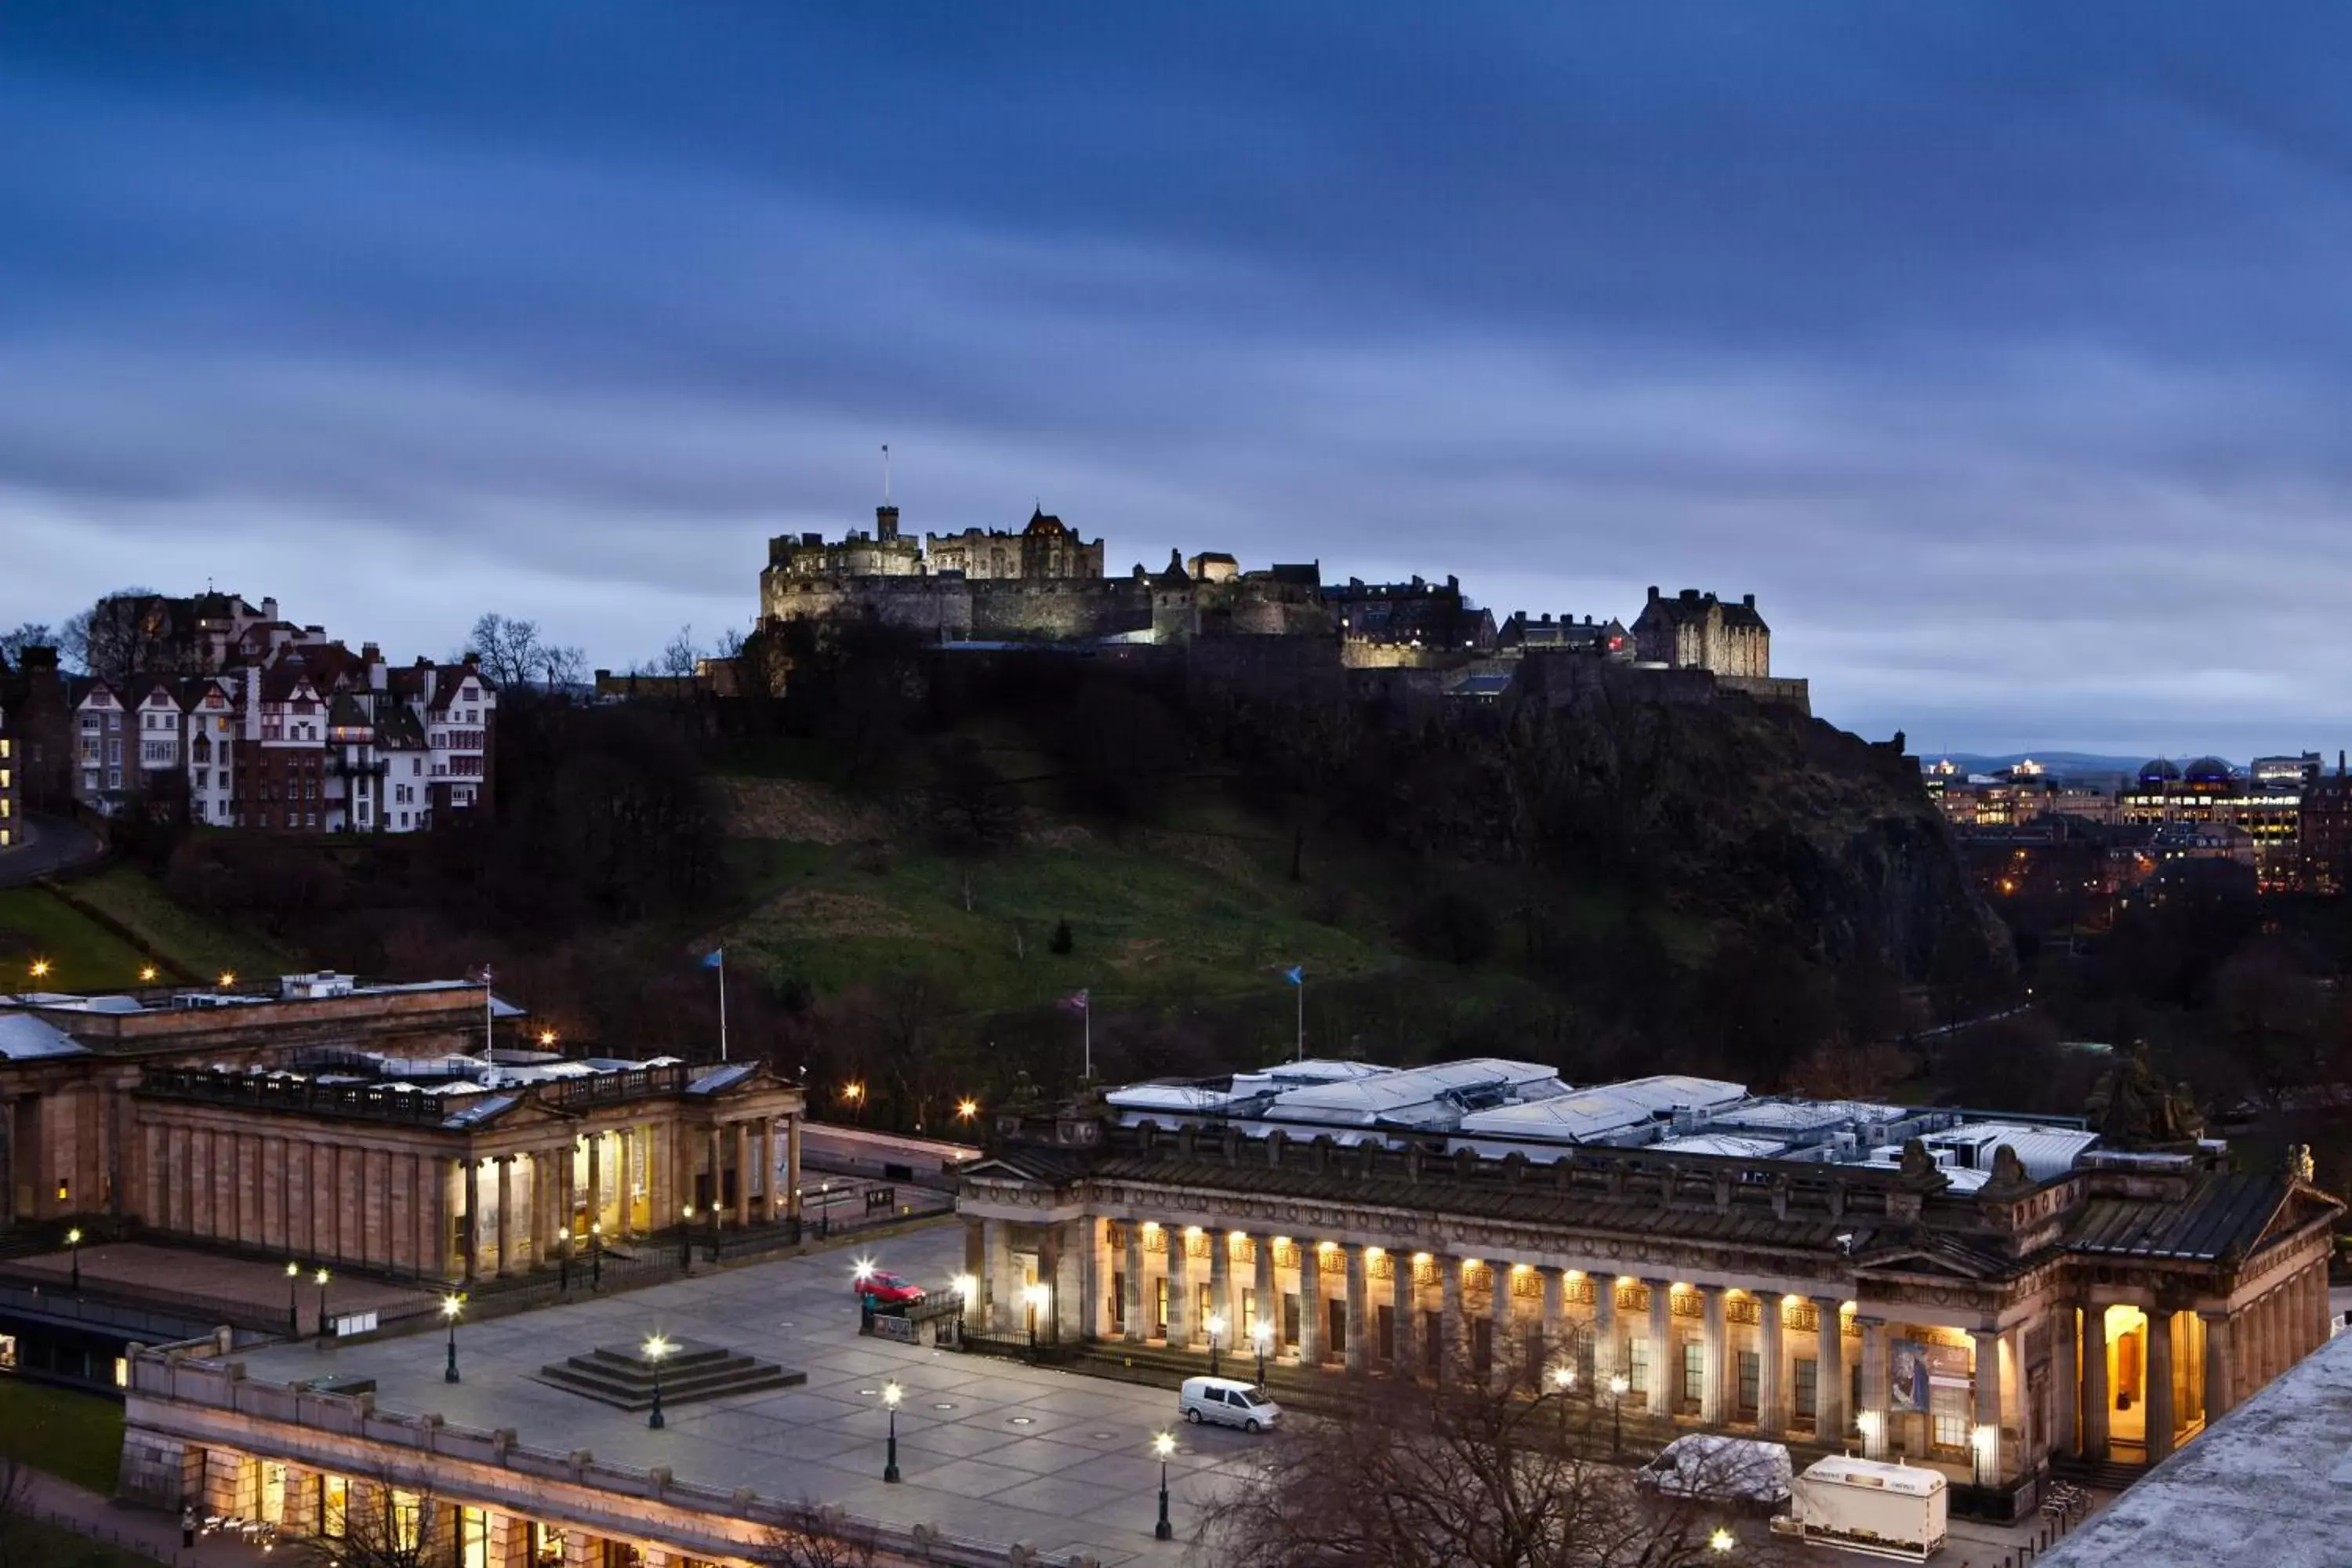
[534,1339,803,1411]
[2049,1451,2145,1493]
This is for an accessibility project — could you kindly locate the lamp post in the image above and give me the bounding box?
[1023,1283,1048,1361]
[883,1381,902,1483]
[286,1261,301,1336]
[66,1228,82,1294]
[315,1268,332,1338]
[1608,1373,1629,1456]
[441,1294,464,1384]
[1252,1321,1272,1388]
[1709,1526,1734,1555]
[1204,1313,1227,1378]
[679,1207,694,1273]
[590,1221,604,1290]
[1551,1363,1574,1443]
[1152,1431,1176,1541]
[645,1334,671,1429]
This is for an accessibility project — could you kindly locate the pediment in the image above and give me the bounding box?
[1853,1246,1999,1282]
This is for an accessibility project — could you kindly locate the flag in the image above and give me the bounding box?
[470,964,494,985]
[1059,988,1090,1013]
[1283,965,1304,986]
[701,948,724,969]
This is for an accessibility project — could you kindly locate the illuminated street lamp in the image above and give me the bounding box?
[1204,1312,1228,1377]
[441,1294,465,1383]
[314,1268,332,1337]
[537,1029,558,1047]
[679,1206,694,1272]
[1252,1320,1273,1388]
[1608,1373,1630,1455]
[138,964,158,983]
[66,1227,82,1293]
[644,1334,673,1429]
[1152,1431,1177,1541]
[590,1221,604,1289]
[1710,1526,1734,1555]
[27,960,50,981]
[1551,1363,1575,1440]
[285,1261,301,1335]
[218,970,236,989]
[955,1098,978,1123]
[951,1272,977,1342]
[882,1381,903,1483]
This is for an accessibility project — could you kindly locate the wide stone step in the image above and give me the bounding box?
[531,1338,805,1410]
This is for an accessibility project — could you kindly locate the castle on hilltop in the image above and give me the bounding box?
[755,499,1800,709]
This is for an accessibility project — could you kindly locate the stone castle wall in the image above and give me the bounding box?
[760,572,1152,643]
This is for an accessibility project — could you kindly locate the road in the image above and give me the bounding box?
[0,812,105,888]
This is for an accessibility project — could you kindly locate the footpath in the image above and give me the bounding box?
[16,1468,276,1567]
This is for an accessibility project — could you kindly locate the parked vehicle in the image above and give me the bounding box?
[1179,1375,1283,1432]
[1784,1455,1947,1562]
[853,1269,927,1307]
[1634,1436,1795,1511]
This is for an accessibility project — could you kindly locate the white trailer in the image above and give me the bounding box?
[1786,1455,1948,1561]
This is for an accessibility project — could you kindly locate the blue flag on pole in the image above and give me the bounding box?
[1283,965,1304,986]
[702,948,724,969]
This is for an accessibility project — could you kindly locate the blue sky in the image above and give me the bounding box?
[6,3,2352,753]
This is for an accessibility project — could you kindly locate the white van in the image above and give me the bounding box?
[1634,1436,1795,1510]
[1179,1376,1283,1432]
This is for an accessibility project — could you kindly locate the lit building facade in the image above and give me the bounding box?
[960,1061,2340,1520]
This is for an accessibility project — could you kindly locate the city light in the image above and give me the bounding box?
[218,971,236,988]
[1710,1527,1734,1554]
[138,964,158,982]
[1152,1431,1175,1461]
[538,1029,557,1047]
[853,1257,877,1283]
[27,960,49,980]
[956,1098,979,1121]
[951,1272,978,1302]
[842,1081,865,1102]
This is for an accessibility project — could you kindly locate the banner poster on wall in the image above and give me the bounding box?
[1891,1338,1973,1411]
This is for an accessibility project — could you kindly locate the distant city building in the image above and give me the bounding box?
[0,702,16,850]
[66,616,496,832]
[1497,612,1632,659]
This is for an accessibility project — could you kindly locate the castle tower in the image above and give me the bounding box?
[876,505,900,543]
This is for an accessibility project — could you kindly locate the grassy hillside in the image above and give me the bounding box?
[0,886,155,990]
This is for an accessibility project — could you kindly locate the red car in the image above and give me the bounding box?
[854,1269,927,1307]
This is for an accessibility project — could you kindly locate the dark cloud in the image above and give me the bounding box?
[5,2,2352,749]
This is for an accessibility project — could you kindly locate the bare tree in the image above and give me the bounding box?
[0,1453,36,1568]
[753,1501,878,1566]
[660,624,704,678]
[1197,1370,1795,1568]
[285,1474,452,1568]
[0,622,53,668]
[466,612,583,692]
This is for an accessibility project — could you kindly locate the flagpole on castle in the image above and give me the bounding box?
[719,947,729,1064]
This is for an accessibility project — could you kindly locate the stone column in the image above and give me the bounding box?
[984,1217,1014,1336]
[586,1132,603,1236]
[1254,1233,1277,1358]
[1168,1229,1192,1347]
[758,1117,775,1222]
[463,1159,481,1281]
[495,1155,515,1276]
[1439,1254,1464,1382]
[706,1127,724,1223]
[1758,1295,1785,1436]
[1857,1316,1889,1458]
[2082,1303,2111,1459]
[1390,1251,1415,1375]
[1209,1232,1233,1354]
[1345,1244,1369,1376]
[1490,1264,1516,1388]
[1541,1269,1565,1373]
[558,1137,577,1249]
[734,1122,752,1228]
[2147,1309,2176,1463]
[2053,1303,2079,1455]
[1125,1223,1147,1344]
[1646,1279,1673,1417]
[785,1116,803,1220]
[1814,1297,1846,1440]
[1973,1328,2003,1483]
[1701,1287,1730,1425]
[1594,1277,1620,1390]
[2200,1309,2234,1425]
[1298,1243,1323,1365]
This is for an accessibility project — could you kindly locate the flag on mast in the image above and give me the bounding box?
[702,947,728,1062]
[1059,989,1092,1080]
[470,964,498,1084]
[1282,965,1305,1062]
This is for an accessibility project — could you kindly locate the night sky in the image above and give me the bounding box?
[7,4,2351,755]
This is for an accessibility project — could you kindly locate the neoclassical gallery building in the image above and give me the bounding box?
[958,1058,2341,1515]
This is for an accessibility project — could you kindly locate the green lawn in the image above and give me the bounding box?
[58,865,292,982]
[0,889,155,993]
[0,1378,125,1495]
[0,1518,164,1567]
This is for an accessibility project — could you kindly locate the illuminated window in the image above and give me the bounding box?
[321,1475,347,1540]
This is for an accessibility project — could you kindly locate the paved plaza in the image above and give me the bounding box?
[234,1220,1253,1564]
[210,1218,2102,1565]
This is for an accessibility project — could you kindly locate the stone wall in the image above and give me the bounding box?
[760,574,1153,644]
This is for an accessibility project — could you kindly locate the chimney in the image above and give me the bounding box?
[1742,593,1755,608]
[1647,586,1660,602]
[361,641,380,661]
[1680,588,1700,601]
[262,597,279,621]
[876,504,900,542]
